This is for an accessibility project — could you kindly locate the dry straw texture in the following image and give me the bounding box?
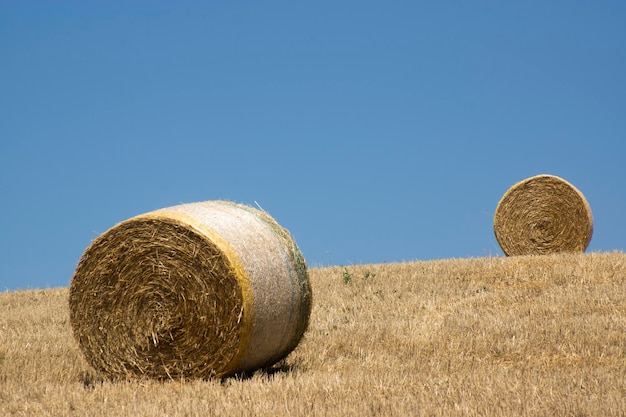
[3,252,626,416]
[494,174,593,256]
[69,200,312,380]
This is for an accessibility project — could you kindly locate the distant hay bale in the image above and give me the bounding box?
[493,174,593,256]
[69,200,312,380]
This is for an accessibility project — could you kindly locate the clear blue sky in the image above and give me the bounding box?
[2,1,625,291]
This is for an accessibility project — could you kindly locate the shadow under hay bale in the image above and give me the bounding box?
[493,174,593,256]
[69,200,312,380]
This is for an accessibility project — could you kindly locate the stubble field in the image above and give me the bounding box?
[1,252,625,416]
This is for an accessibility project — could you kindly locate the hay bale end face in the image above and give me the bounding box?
[69,201,312,379]
[493,174,593,256]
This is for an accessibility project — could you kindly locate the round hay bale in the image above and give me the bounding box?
[69,200,312,379]
[493,174,593,256]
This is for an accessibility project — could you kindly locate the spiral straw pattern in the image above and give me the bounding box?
[493,175,593,256]
[69,201,312,379]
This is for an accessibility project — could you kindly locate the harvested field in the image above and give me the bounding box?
[1,252,625,416]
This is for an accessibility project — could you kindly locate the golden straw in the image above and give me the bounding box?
[493,174,593,256]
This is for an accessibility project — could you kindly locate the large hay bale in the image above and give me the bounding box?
[493,174,593,256]
[69,200,312,379]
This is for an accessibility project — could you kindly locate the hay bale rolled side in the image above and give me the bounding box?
[69,201,312,379]
[493,174,593,256]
